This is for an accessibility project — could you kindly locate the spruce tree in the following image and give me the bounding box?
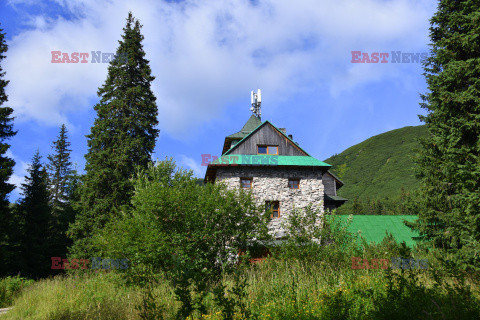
[47,125,73,212]
[46,124,74,259]
[0,24,17,276]
[69,12,159,255]
[16,151,51,278]
[414,0,480,269]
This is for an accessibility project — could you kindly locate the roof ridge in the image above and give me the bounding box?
[225,120,314,157]
[223,120,265,155]
[265,120,312,157]
[240,114,262,132]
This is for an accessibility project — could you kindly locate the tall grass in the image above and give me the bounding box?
[1,271,175,320]
[3,256,479,320]
[243,258,480,320]
[0,276,34,308]
[3,241,480,320]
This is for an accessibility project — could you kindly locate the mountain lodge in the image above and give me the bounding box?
[204,90,347,238]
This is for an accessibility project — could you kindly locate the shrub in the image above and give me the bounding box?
[1,259,479,319]
[274,209,362,268]
[0,276,34,308]
[92,158,270,319]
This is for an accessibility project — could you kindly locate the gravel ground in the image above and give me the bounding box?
[0,308,12,316]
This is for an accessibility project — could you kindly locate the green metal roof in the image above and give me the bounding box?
[336,215,420,248]
[209,155,331,167]
[325,195,348,202]
[226,115,262,139]
[225,132,247,139]
[224,120,264,154]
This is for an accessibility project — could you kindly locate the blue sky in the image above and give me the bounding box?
[0,0,436,201]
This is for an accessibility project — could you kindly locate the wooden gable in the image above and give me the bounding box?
[226,122,308,156]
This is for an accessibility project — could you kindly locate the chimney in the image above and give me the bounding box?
[288,134,293,140]
[279,128,287,135]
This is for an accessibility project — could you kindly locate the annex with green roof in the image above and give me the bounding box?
[337,215,420,248]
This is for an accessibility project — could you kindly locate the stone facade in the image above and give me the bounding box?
[215,166,325,238]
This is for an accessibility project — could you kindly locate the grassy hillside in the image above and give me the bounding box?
[324,125,428,201]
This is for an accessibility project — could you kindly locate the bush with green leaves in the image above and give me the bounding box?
[93,158,269,318]
[0,276,34,308]
[275,208,361,266]
[3,255,480,319]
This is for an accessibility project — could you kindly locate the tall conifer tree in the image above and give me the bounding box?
[47,124,72,213]
[0,24,17,276]
[46,124,74,259]
[415,1,480,269]
[16,151,51,278]
[69,12,159,255]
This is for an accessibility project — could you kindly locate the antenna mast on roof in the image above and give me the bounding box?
[250,89,261,119]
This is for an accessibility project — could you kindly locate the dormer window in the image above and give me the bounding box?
[230,139,240,148]
[257,145,278,155]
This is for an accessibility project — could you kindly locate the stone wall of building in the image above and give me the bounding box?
[215,166,325,238]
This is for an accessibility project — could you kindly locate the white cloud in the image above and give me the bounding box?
[179,154,204,177]
[4,0,434,136]
[8,173,24,191]
[6,149,28,192]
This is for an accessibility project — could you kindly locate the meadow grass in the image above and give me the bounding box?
[0,276,34,308]
[2,256,480,319]
[2,271,140,319]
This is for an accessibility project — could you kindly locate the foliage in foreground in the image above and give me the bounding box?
[4,207,480,319]
[274,208,362,263]
[92,158,269,318]
[0,276,34,308]
[2,254,480,320]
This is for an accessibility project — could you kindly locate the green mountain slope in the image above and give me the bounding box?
[324,125,428,201]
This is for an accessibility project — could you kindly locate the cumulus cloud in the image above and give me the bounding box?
[179,154,204,177]
[6,149,28,194]
[5,0,434,136]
